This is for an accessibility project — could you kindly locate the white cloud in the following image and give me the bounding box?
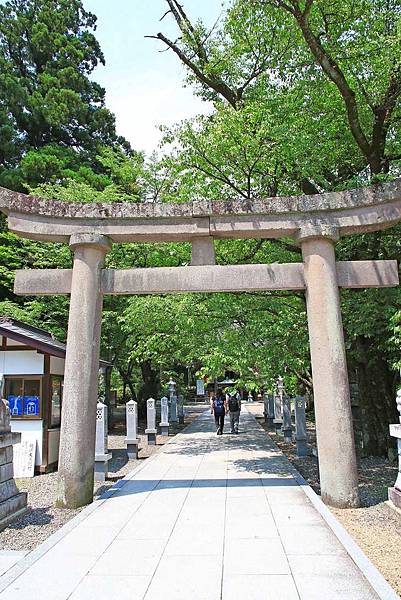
[105,70,213,154]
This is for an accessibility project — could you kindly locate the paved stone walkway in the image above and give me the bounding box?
[0,408,395,600]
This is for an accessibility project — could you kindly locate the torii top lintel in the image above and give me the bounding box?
[1,179,401,243]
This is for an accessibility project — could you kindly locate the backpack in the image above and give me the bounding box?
[228,397,239,412]
[213,397,225,416]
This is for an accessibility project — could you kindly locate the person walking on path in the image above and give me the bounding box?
[211,388,226,435]
[227,389,241,434]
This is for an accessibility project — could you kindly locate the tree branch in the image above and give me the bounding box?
[282,2,371,159]
[146,31,239,107]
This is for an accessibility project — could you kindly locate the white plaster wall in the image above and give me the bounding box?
[11,420,43,466]
[5,339,27,347]
[50,356,65,376]
[0,350,44,375]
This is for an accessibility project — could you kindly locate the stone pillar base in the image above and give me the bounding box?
[266,417,274,428]
[274,419,282,434]
[178,416,184,425]
[126,441,139,460]
[146,429,157,445]
[296,440,308,457]
[282,428,292,443]
[388,487,401,510]
[159,425,169,436]
[94,453,112,482]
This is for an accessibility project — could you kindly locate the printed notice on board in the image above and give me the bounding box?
[13,436,36,478]
[196,379,205,395]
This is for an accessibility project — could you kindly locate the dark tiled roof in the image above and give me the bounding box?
[0,317,111,367]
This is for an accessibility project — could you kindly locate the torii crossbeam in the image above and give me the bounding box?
[1,179,401,510]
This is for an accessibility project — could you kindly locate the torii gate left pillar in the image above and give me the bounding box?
[56,234,112,508]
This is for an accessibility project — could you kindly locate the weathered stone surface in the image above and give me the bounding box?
[388,486,401,510]
[302,237,359,508]
[0,401,10,434]
[14,260,398,297]
[0,480,18,502]
[294,396,308,457]
[159,397,169,427]
[191,237,216,266]
[57,236,111,508]
[0,463,14,483]
[0,492,26,522]
[282,396,292,442]
[2,179,401,217]
[2,179,401,242]
[0,434,13,450]
[0,447,12,466]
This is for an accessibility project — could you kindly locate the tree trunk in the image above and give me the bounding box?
[351,337,398,457]
[139,359,160,404]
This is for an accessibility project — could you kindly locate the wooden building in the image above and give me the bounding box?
[0,317,110,473]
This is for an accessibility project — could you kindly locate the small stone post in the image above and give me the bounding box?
[388,389,401,509]
[94,401,112,481]
[267,395,274,427]
[145,398,157,445]
[273,377,284,433]
[125,399,140,459]
[159,396,169,436]
[247,391,253,403]
[301,231,359,508]
[294,396,308,456]
[263,394,268,422]
[0,378,27,529]
[57,234,112,508]
[168,378,178,424]
[282,396,292,443]
[178,394,185,425]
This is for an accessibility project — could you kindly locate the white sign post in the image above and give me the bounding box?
[13,437,36,478]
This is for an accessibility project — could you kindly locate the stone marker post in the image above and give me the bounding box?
[273,376,284,433]
[294,396,308,456]
[125,399,140,459]
[263,394,268,423]
[0,379,27,529]
[94,401,112,481]
[301,231,359,508]
[263,394,274,425]
[168,378,178,424]
[159,396,169,436]
[145,398,157,445]
[178,394,185,425]
[282,396,292,443]
[267,395,274,427]
[388,389,401,509]
[57,234,112,508]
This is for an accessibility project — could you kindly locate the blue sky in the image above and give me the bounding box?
[83,1,225,153]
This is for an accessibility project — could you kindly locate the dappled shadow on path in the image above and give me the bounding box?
[106,475,299,499]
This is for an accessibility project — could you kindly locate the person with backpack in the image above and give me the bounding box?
[227,390,241,434]
[211,388,226,435]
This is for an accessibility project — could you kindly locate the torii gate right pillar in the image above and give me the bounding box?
[300,228,359,508]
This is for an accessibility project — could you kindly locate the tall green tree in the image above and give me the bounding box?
[152,0,401,454]
[0,0,130,190]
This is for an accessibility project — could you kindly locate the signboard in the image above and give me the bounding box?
[196,379,205,396]
[13,436,36,478]
[24,396,40,417]
[8,395,23,417]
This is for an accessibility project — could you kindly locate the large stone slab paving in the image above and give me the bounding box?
[0,408,398,600]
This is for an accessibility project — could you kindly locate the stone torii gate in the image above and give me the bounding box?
[1,180,401,510]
